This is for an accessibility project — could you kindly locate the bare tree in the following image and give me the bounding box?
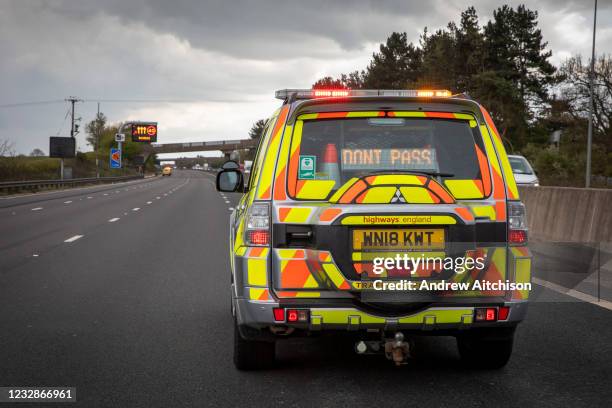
[560,55,612,139]
[0,139,16,157]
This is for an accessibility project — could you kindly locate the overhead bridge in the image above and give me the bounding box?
[148,139,258,155]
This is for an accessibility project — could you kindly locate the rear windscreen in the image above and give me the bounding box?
[295,117,482,190]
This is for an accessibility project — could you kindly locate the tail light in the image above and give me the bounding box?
[273,308,285,322]
[286,309,309,323]
[474,306,510,322]
[475,307,497,322]
[245,202,270,246]
[508,201,528,244]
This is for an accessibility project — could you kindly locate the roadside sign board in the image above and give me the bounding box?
[49,137,76,158]
[132,155,145,166]
[110,148,121,169]
[115,133,125,142]
[131,123,157,142]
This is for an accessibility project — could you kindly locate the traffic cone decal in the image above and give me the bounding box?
[322,143,341,188]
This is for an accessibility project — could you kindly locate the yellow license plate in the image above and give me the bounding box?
[353,228,445,251]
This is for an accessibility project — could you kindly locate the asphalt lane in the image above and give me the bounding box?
[0,170,610,407]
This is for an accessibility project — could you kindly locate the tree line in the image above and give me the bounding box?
[308,5,610,186]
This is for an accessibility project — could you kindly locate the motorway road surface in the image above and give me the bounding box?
[0,170,610,407]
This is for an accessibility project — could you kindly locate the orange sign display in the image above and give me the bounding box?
[341,148,436,170]
[131,123,157,142]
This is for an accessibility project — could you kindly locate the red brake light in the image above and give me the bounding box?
[509,229,527,244]
[498,306,510,320]
[313,89,350,98]
[273,308,285,322]
[248,230,269,246]
[485,308,496,321]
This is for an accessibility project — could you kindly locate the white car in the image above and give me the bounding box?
[508,155,539,186]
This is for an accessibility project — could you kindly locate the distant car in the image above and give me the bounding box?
[508,155,538,186]
[162,167,173,176]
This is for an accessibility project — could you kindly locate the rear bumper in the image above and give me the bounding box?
[235,298,528,340]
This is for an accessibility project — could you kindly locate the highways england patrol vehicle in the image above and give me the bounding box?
[217,88,531,370]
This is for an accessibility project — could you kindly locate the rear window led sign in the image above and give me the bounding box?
[131,123,158,142]
[341,148,436,170]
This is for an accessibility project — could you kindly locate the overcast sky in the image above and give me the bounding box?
[1,0,610,158]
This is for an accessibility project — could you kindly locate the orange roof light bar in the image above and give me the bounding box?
[275,89,452,100]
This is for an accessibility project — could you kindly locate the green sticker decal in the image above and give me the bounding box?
[298,155,316,179]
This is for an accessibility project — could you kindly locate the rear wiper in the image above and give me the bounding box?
[410,171,455,178]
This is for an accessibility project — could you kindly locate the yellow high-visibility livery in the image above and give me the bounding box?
[217,88,531,370]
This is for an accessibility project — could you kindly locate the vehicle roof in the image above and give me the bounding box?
[285,96,485,124]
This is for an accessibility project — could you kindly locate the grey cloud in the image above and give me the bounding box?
[1,0,610,155]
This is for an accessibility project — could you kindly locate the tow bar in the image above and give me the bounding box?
[355,332,412,366]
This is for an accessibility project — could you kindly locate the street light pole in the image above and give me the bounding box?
[585,0,597,188]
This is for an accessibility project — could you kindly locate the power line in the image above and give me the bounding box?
[54,105,72,136]
[0,100,65,108]
[81,98,202,103]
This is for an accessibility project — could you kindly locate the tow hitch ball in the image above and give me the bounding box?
[355,332,411,366]
[385,332,411,365]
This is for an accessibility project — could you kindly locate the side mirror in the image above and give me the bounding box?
[216,169,245,192]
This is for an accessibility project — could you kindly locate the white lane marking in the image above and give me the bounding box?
[146,201,152,204]
[124,212,128,215]
[33,254,39,257]
[64,235,84,243]
[163,193,167,196]
[64,201,72,204]
[31,207,43,211]
[132,207,140,211]
[103,193,108,196]
[533,277,612,311]
[87,196,93,199]
[108,218,120,223]
[229,207,234,211]
[156,197,161,200]
[225,200,230,204]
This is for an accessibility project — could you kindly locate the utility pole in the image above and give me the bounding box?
[65,96,81,180]
[96,102,100,178]
[586,0,597,188]
[65,96,82,138]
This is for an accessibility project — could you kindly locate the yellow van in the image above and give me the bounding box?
[162,166,172,176]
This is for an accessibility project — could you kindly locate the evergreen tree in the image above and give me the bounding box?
[249,119,267,140]
[313,77,345,89]
[363,32,422,89]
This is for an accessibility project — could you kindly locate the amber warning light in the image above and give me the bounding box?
[131,123,158,143]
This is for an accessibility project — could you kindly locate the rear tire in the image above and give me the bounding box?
[457,327,515,369]
[233,320,275,370]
